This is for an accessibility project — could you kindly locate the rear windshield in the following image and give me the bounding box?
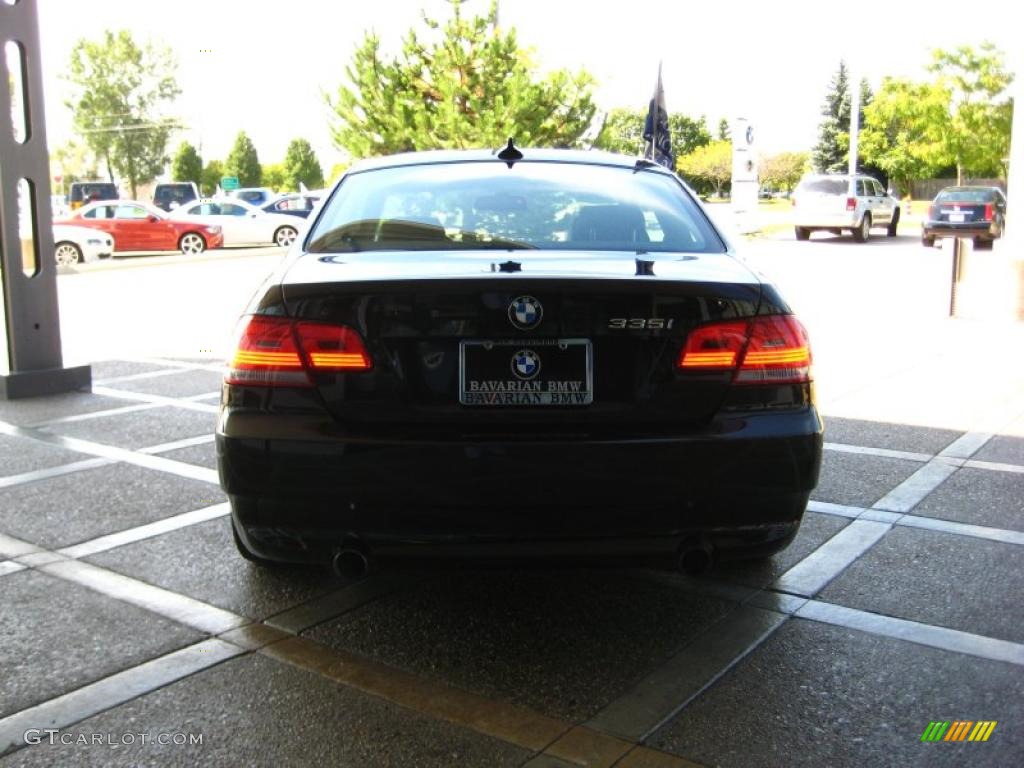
[155,185,196,201]
[796,178,849,196]
[307,161,725,254]
[935,188,997,203]
[70,183,117,202]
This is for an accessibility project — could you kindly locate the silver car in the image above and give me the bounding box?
[792,173,900,243]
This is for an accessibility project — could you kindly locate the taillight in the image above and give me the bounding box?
[678,315,812,384]
[225,315,371,387]
[983,203,993,222]
[845,197,857,211]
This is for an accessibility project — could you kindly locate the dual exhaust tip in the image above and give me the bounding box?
[332,538,715,579]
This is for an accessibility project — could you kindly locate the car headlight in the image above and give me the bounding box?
[87,238,103,245]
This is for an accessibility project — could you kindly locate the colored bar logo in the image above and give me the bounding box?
[921,721,997,742]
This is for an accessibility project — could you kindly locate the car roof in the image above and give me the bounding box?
[344,147,672,175]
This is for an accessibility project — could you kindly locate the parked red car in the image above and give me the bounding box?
[57,200,223,254]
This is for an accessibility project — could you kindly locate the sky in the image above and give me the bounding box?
[32,0,1020,176]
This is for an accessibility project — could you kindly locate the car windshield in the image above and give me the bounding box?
[935,188,996,203]
[307,161,725,254]
[797,178,849,196]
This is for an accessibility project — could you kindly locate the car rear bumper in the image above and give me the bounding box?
[793,213,859,229]
[923,223,998,239]
[217,408,823,567]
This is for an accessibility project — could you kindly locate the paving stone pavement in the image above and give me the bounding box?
[1,349,1022,767]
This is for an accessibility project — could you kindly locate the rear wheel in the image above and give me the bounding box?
[274,225,298,247]
[974,238,994,251]
[886,208,900,237]
[852,214,871,243]
[179,232,207,255]
[794,226,810,241]
[55,242,82,266]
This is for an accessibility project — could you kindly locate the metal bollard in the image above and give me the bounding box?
[948,237,965,317]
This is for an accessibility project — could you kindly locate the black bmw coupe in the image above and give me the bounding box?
[216,144,823,578]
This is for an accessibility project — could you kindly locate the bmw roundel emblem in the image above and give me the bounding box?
[508,295,543,330]
[511,349,541,380]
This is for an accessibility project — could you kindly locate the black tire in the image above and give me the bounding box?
[794,226,810,241]
[974,238,994,251]
[886,208,900,237]
[852,214,871,243]
[179,232,207,255]
[274,226,298,247]
[921,234,935,247]
[55,241,83,266]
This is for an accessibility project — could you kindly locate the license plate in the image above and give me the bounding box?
[459,339,593,406]
[948,213,966,222]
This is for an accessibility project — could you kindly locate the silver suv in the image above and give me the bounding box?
[792,173,900,242]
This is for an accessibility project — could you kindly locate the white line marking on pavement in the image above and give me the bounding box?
[0,533,43,559]
[586,605,788,742]
[27,402,162,427]
[137,434,215,455]
[94,368,199,385]
[963,458,1024,475]
[90,386,219,414]
[824,442,932,463]
[896,513,1024,547]
[0,457,115,489]
[870,459,961,513]
[0,421,218,485]
[0,561,26,577]
[40,560,246,635]
[772,520,892,597]
[807,500,864,518]
[0,639,245,756]
[795,600,1024,666]
[58,503,231,560]
[939,431,994,459]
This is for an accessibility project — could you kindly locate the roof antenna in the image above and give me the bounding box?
[496,138,523,167]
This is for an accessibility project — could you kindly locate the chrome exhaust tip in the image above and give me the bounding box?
[331,543,371,581]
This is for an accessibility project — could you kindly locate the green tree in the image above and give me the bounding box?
[262,163,287,192]
[928,42,1014,182]
[282,138,324,190]
[224,131,261,187]
[677,140,732,198]
[860,78,951,196]
[717,118,730,141]
[812,62,874,173]
[64,29,181,198]
[200,159,224,196]
[171,141,202,185]
[594,108,711,157]
[327,162,349,185]
[759,151,809,194]
[327,0,596,157]
[50,140,98,191]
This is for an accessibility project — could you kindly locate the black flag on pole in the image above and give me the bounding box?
[642,64,673,169]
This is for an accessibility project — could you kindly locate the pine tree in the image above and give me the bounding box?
[224,132,261,187]
[171,142,202,185]
[812,63,874,174]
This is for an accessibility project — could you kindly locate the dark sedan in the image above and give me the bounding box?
[922,186,1007,249]
[216,146,823,579]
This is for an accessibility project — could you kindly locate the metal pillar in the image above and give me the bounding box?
[0,0,90,399]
